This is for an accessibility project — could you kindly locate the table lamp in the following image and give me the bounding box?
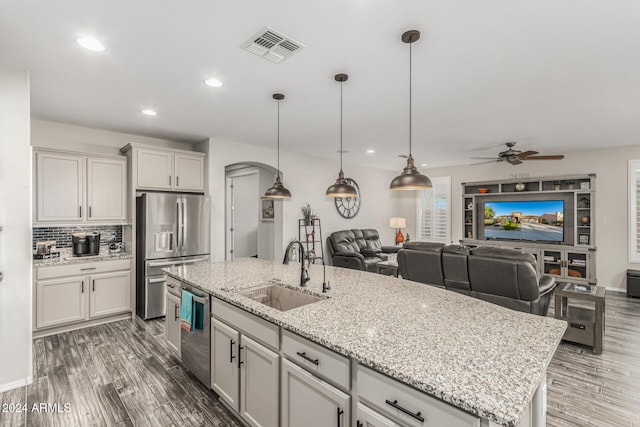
[389,217,407,245]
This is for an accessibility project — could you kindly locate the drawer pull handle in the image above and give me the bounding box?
[174,304,179,321]
[230,339,236,363]
[385,399,424,423]
[80,267,97,271]
[296,351,319,366]
[337,407,344,427]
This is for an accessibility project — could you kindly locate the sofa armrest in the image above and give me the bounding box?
[381,246,401,254]
[538,275,556,296]
[360,248,381,257]
[332,251,365,270]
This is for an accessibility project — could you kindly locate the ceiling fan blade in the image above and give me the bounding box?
[517,150,539,158]
[469,160,500,165]
[471,156,500,160]
[526,155,565,160]
[508,156,523,165]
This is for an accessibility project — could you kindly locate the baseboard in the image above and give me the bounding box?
[0,376,33,394]
[33,312,132,338]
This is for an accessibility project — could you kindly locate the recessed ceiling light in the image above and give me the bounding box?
[76,37,105,52]
[366,149,376,154]
[141,109,157,116]
[204,78,223,88]
[421,163,428,167]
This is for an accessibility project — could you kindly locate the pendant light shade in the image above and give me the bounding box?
[326,73,357,198]
[264,93,292,199]
[390,30,432,191]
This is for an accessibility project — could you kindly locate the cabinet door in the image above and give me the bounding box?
[89,271,130,318]
[87,157,127,221]
[36,151,84,222]
[174,153,205,192]
[137,148,173,190]
[166,292,181,356]
[281,359,349,427]
[240,335,279,427]
[36,277,87,329]
[357,403,401,427]
[211,318,240,411]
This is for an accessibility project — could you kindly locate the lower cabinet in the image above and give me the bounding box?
[211,317,279,427]
[281,359,350,427]
[35,260,132,331]
[165,291,181,356]
[357,403,402,427]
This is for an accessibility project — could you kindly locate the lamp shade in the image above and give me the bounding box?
[389,217,407,229]
[326,170,357,197]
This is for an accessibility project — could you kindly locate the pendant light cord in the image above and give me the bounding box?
[409,40,412,157]
[340,80,343,171]
[277,98,280,177]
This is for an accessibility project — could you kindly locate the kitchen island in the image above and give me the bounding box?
[165,258,566,427]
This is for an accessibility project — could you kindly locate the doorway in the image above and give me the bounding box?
[226,168,259,260]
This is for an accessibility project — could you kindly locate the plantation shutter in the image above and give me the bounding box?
[417,176,451,243]
[629,161,640,262]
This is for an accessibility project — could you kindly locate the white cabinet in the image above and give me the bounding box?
[89,271,130,318]
[35,151,84,222]
[34,259,132,332]
[87,157,127,221]
[166,292,181,356]
[240,335,279,427]
[129,145,206,192]
[281,359,349,427]
[137,148,173,190]
[212,318,241,411]
[174,153,205,191]
[36,277,87,329]
[357,403,402,427]
[34,150,127,224]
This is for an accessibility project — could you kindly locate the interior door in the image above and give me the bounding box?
[181,194,211,256]
[227,172,259,259]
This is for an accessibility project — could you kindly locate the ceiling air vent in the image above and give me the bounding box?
[243,26,305,63]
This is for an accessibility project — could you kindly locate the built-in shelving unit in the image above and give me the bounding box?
[462,174,596,284]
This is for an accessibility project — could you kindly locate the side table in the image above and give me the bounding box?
[376,260,399,278]
[554,282,605,354]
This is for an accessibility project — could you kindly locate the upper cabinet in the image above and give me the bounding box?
[123,144,206,193]
[34,150,127,224]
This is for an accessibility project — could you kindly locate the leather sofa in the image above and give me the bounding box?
[327,229,399,272]
[398,242,556,315]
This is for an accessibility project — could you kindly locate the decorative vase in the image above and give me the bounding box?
[580,216,590,225]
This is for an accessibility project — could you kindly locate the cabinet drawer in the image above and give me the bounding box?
[212,298,279,351]
[36,259,132,280]
[357,365,479,427]
[282,330,350,391]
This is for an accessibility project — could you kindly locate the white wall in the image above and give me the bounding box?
[31,119,193,155]
[0,67,32,391]
[206,138,399,263]
[398,145,640,292]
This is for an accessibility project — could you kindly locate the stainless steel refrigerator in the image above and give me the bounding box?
[136,193,210,320]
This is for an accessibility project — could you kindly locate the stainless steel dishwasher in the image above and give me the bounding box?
[180,284,210,387]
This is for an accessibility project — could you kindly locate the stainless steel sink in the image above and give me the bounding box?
[239,283,326,311]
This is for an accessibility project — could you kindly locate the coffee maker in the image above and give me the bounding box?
[72,232,100,256]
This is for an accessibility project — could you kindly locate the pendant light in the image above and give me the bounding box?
[326,73,357,197]
[264,93,292,199]
[390,30,432,191]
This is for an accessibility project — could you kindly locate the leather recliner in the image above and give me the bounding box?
[397,243,556,316]
[327,229,398,272]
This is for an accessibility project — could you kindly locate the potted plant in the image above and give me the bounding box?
[301,203,312,225]
[566,179,576,190]
[553,180,561,191]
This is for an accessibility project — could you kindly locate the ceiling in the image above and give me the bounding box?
[1,0,639,170]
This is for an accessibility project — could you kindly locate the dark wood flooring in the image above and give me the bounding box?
[1,290,639,426]
[0,318,240,427]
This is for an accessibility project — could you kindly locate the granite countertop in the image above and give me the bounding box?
[33,247,132,267]
[164,258,567,427]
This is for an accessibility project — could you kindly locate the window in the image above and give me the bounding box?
[417,176,451,243]
[629,160,640,262]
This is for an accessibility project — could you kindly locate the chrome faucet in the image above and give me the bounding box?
[283,240,311,287]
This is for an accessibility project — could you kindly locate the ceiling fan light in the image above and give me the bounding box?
[264,175,291,199]
[390,155,432,190]
[326,170,357,197]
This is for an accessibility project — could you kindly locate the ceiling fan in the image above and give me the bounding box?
[471,141,565,166]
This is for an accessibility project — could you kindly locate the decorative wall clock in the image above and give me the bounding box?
[335,178,361,219]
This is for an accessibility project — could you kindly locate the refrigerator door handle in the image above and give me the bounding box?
[176,199,183,254]
[182,196,188,252]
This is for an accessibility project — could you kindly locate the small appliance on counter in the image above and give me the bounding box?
[72,232,100,256]
[33,240,60,260]
[109,240,124,255]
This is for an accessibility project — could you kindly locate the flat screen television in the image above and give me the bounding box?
[483,200,564,243]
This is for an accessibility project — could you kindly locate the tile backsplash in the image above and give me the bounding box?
[33,225,123,249]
